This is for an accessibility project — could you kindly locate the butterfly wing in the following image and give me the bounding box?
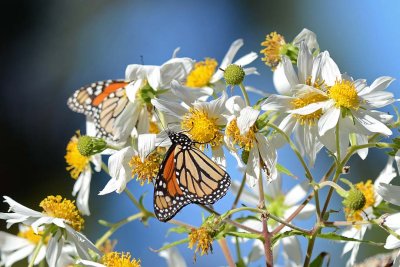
[67,80,129,140]
[154,145,191,222]
[174,145,231,204]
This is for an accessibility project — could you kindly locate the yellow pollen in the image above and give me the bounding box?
[328,80,360,109]
[149,121,160,134]
[181,108,223,148]
[129,150,163,185]
[101,252,141,267]
[185,58,218,88]
[39,195,84,231]
[188,226,213,257]
[226,118,256,151]
[345,180,375,224]
[65,132,90,179]
[305,76,326,89]
[18,227,49,245]
[290,92,328,125]
[260,32,286,70]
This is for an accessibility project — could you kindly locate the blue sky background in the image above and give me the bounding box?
[1,1,400,266]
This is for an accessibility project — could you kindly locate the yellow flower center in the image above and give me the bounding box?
[185,58,218,88]
[149,121,160,134]
[290,92,328,125]
[328,80,360,109]
[226,118,256,151]
[260,32,286,70]
[39,195,84,231]
[101,252,141,267]
[188,226,213,256]
[18,227,49,245]
[345,180,375,223]
[181,108,223,148]
[65,133,90,179]
[129,150,163,185]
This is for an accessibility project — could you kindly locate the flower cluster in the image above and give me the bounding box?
[1,28,400,267]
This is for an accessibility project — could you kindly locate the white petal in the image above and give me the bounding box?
[385,213,400,229]
[246,146,260,187]
[112,102,139,144]
[318,106,340,136]
[320,52,341,86]
[374,156,396,188]
[354,134,368,160]
[364,76,395,94]
[273,62,291,95]
[4,245,34,267]
[385,230,400,249]
[73,169,92,216]
[288,101,327,116]
[255,133,277,181]
[261,94,294,112]
[138,134,156,161]
[281,56,299,87]
[3,197,43,218]
[0,232,31,252]
[353,110,392,136]
[297,42,313,84]
[237,107,260,135]
[170,80,212,103]
[234,52,258,67]
[293,28,319,51]
[361,91,395,108]
[151,98,187,118]
[46,231,63,267]
[376,183,400,206]
[76,260,105,267]
[225,96,246,116]
[211,146,226,167]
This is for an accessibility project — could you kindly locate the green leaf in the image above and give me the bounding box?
[317,233,383,246]
[276,163,297,179]
[225,231,263,240]
[236,258,247,267]
[166,226,190,236]
[310,252,330,267]
[272,230,307,245]
[150,238,189,252]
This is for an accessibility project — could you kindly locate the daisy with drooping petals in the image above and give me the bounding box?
[341,157,397,266]
[78,251,141,267]
[65,132,102,216]
[99,134,162,195]
[231,174,315,266]
[261,28,319,95]
[225,96,277,187]
[151,88,228,166]
[0,196,99,267]
[184,39,258,93]
[262,42,334,166]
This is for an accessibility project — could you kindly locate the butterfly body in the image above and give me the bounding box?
[154,131,231,222]
[67,80,129,140]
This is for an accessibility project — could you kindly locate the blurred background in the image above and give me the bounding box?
[1,0,400,266]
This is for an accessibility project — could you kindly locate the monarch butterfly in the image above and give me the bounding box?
[67,80,129,140]
[154,130,231,222]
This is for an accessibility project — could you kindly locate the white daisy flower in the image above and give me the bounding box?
[0,196,99,267]
[99,134,160,195]
[341,156,397,266]
[288,53,394,159]
[184,39,258,93]
[225,96,277,186]
[262,42,332,166]
[65,132,102,216]
[0,225,47,267]
[151,89,228,166]
[231,174,315,266]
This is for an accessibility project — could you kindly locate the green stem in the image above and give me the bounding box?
[230,173,247,213]
[303,228,319,267]
[239,83,251,106]
[95,212,144,248]
[28,227,52,267]
[101,161,109,174]
[235,236,242,262]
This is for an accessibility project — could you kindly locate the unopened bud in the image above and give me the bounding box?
[77,135,107,156]
[342,188,366,211]
[223,64,245,86]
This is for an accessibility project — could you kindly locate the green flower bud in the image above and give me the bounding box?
[342,188,366,211]
[223,64,245,86]
[77,135,107,156]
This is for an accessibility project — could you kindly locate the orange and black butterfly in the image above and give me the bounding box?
[154,131,231,222]
[67,80,129,140]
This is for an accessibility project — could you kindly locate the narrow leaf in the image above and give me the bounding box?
[150,238,189,252]
[310,252,330,267]
[276,163,297,179]
[317,233,383,246]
